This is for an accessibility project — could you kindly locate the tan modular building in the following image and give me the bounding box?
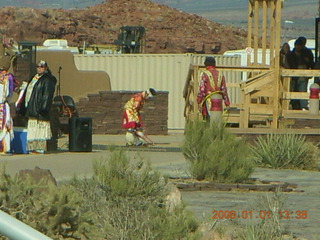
[37,50,111,101]
[73,53,241,130]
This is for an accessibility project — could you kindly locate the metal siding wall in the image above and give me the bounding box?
[74,54,240,129]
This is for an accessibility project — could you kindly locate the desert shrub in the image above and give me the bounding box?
[101,197,200,240]
[181,119,254,182]
[0,167,100,240]
[0,151,201,240]
[234,188,292,240]
[71,150,201,240]
[252,133,320,170]
[92,150,166,199]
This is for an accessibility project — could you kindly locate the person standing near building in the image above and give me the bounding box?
[0,56,16,155]
[197,56,230,122]
[17,60,57,153]
[122,88,156,146]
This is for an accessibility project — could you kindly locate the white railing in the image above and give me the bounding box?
[0,210,52,240]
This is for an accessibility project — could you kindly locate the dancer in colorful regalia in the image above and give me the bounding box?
[197,56,230,123]
[0,56,16,155]
[122,88,156,146]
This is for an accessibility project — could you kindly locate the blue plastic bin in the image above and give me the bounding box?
[11,127,28,154]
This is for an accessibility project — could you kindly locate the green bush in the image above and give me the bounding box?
[72,150,201,240]
[0,167,99,240]
[181,120,254,182]
[71,178,201,240]
[251,133,320,169]
[92,150,166,199]
[0,149,201,240]
[98,197,200,240]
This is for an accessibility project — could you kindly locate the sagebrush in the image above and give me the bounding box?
[181,119,254,182]
[0,150,201,240]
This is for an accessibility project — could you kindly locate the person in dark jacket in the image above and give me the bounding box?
[17,60,57,153]
[286,37,314,110]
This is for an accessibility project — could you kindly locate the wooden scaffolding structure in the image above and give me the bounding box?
[183,0,320,137]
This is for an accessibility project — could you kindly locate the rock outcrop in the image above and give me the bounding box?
[0,0,247,54]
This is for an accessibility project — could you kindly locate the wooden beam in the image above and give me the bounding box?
[241,71,272,85]
[240,93,250,128]
[251,85,274,97]
[216,66,270,71]
[250,104,273,117]
[196,65,269,71]
[282,111,320,118]
[243,72,274,94]
[282,92,310,100]
[281,69,320,77]
[228,128,320,135]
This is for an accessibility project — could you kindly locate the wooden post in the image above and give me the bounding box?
[253,0,259,65]
[193,65,199,121]
[269,1,276,66]
[271,0,282,128]
[262,0,268,66]
[247,1,253,66]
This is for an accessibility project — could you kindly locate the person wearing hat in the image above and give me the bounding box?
[17,60,57,153]
[122,88,156,146]
[197,56,230,122]
[0,55,17,155]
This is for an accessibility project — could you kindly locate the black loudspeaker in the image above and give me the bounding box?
[69,117,92,152]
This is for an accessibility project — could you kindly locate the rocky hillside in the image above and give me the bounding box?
[0,0,247,54]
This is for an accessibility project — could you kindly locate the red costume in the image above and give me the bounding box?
[121,88,156,146]
[197,66,230,118]
[122,92,147,129]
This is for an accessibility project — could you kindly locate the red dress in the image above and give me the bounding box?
[197,66,230,117]
[122,92,147,129]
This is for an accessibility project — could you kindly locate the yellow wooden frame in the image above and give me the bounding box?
[183,0,320,131]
